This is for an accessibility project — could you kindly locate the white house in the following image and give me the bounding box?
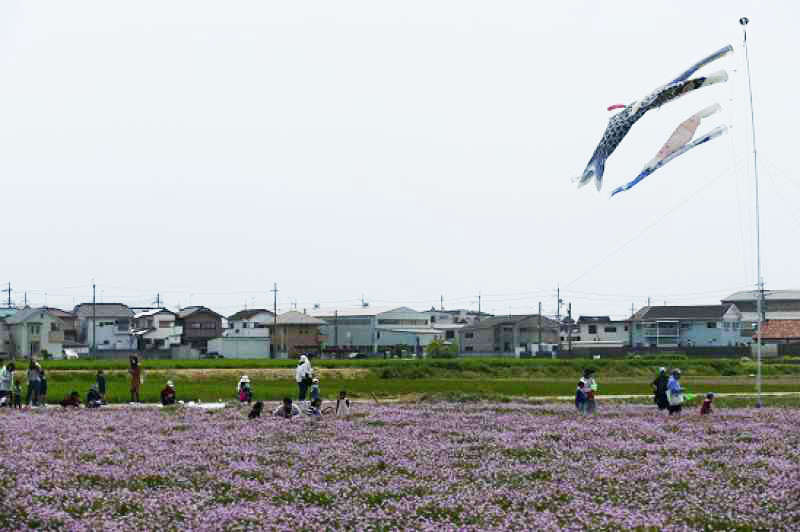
[225,309,274,338]
[562,316,630,348]
[4,307,65,358]
[131,308,183,351]
[73,303,136,351]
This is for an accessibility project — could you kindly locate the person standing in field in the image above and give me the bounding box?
[295,355,313,401]
[39,369,48,404]
[575,381,588,414]
[96,370,107,402]
[25,360,42,407]
[580,369,598,414]
[335,390,351,416]
[129,355,142,403]
[651,367,669,411]
[666,369,684,415]
[237,375,252,404]
[0,363,16,407]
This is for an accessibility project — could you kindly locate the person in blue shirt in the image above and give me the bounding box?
[575,381,588,414]
[666,369,683,415]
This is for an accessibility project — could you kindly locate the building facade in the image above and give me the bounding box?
[177,306,224,352]
[562,316,630,348]
[225,309,274,338]
[5,307,65,358]
[131,309,183,351]
[630,304,746,347]
[458,314,560,354]
[73,303,136,351]
[270,311,326,358]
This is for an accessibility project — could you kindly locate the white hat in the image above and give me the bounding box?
[240,375,250,383]
[659,367,666,372]
[166,380,174,388]
[312,378,319,384]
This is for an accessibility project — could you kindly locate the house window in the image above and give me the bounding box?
[465,332,474,339]
[159,321,173,328]
[604,326,617,333]
[445,330,455,340]
[190,323,201,329]
[624,326,629,331]
[588,325,597,334]
[202,322,217,329]
[242,323,248,328]
[464,346,474,352]
[706,322,717,329]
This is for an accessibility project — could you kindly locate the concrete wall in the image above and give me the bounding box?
[207,337,271,359]
[84,318,136,351]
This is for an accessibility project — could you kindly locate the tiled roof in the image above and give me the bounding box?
[634,305,733,321]
[577,316,612,324]
[723,290,800,302]
[464,314,560,330]
[178,306,223,319]
[134,308,176,319]
[228,309,274,321]
[758,320,800,339]
[74,303,134,319]
[311,306,415,318]
[5,307,51,324]
[275,311,326,326]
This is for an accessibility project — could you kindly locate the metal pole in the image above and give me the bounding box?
[92,283,96,354]
[272,283,278,358]
[538,302,542,354]
[740,16,763,407]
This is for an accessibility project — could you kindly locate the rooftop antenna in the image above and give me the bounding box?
[2,282,11,308]
[740,16,764,408]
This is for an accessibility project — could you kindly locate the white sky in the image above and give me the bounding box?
[1,0,798,319]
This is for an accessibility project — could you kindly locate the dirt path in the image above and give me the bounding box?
[44,368,370,379]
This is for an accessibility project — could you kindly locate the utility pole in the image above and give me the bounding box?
[334,310,339,351]
[440,295,444,312]
[2,282,11,308]
[630,303,635,347]
[538,301,542,354]
[154,293,162,308]
[556,287,563,322]
[92,283,97,355]
[567,302,573,354]
[477,292,481,318]
[271,283,278,358]
[647,296,651,307]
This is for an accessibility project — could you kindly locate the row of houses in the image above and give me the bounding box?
[1,290,799,359]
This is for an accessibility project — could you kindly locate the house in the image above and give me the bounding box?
[458,314,560,354]
[562,316,630,348]
[225,309,275,338]
[312,306,442,354]
[270,311,326,358]
[206,309,274,358]
[630,304,746,348]
[131,309,183,351]
[4,307,65,358]
[755,320,800,344]
[722,290,800,340]
[73,303,136,351]
[47,308,80,344]
[176,306,224,352]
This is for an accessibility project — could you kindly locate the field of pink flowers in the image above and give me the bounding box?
[1,402,799,531]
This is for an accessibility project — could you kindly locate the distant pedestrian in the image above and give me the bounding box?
[309,378,320,403]
[39,370,48,404]
[0,363,16,407]
[652,367,669,411]
[295,355,313,401]
[248,401,264,419]
[60,391,81,408]
[86,384,103,408]
[699,392,714,415]
[129,355,141,403]
[96,370,107,401]
[580,369,598,414]
[335,390,351,417]
[26,360,42,406]
[238,375,252,404]
[575,381,588,414]
[12,380,22,409]
[160,381,176,406]
[273,397,301,418]
[667,369,684,415]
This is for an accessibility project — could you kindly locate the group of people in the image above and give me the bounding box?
[651,367,715,415]
[0,361,49,408]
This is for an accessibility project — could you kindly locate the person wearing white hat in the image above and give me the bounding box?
[666,369,683,415]
[651,367,669,411]
[160,380,176,406]
[238,375,252,404]
[309,378,321,403]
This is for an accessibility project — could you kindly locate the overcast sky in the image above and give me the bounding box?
[1,0,798,319]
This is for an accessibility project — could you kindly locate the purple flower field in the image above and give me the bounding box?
[1,402,799,531]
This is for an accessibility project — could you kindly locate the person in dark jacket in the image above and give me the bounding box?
[651,367,669,410]
[60,391,81,408]
[575,381,588,414]
[86,385,103,408]
[96,370,107,401]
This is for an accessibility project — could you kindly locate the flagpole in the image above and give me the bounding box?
[739,16,763,408]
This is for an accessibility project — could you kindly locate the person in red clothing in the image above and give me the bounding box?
[129,355,142,403]
[160,380,176,406]
[699,392,714,415]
